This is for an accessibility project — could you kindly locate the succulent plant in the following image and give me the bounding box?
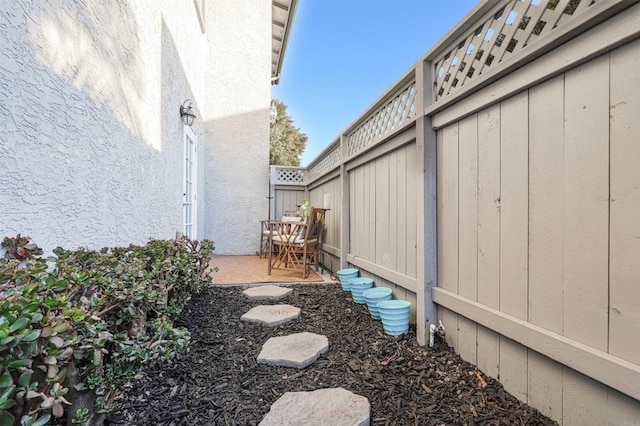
[0,236,214,425]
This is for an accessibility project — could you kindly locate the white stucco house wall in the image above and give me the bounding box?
[0,0,297,255]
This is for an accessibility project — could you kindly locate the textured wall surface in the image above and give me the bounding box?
[203,0,271,255]
[0,0,212,252]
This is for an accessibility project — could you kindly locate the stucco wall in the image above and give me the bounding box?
[0,0,209,251]
[203,0,271,255]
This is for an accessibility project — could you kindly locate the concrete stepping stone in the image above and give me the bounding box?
[241,304,300,327]
[257,332,328,369]
[243,285,292,300]
[259,387,370,426]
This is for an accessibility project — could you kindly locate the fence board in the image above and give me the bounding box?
[396,147,408,275]
[438,124,459,294]
[458,114,479,364]
[308,177,341,250]
[499,336,528,402]
[368,162,377,264]
[327,178,337,247]
[528,75,564,333]
[439,307,459,349]
[475,103,501,380]
[405,143,418,278]
[527,350,563,421]
[402,284,418,325]
[333,177,342,247]
[389,150,399,272]
[609,38,640,364]
[526,71,566,422]
[476,324,500,379]
[458,315,477,365]
[606,387,640,424]
[437,126,458,345]
[563,55,609,352]
[274,188,305,220]
[358,164,368,260]
[364,163,372,261]
[476,104,501,310]
[499,92,529,320]
[376,155,391,268]
[349,167,360,258]
[562,367,608,425]
[458,114,479,301]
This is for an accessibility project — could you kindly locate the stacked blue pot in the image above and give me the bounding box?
[377,300,411,335]
[348,277,374,304]
[362,287,393,319]
[336,268,359,291]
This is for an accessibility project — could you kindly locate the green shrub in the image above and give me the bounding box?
[0,236,214,425]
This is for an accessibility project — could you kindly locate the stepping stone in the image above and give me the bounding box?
[243,285,292,300]
[241,304,300,327]
[257,332,328,369]
[259,387,370,426]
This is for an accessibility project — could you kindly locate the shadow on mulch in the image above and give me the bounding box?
[108,284,557,426]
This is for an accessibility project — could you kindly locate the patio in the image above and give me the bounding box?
[208,255,330,285]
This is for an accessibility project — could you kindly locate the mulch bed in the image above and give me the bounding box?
[108,284,557,425]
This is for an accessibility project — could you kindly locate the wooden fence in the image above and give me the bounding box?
[269,166,305,221]
[302,69,428,331]
[272,1,639,423]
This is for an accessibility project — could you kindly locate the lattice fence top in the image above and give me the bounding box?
[308,143,341,181]
[347,81,417,158]
[272,167,305,185]
[433,0,599,101]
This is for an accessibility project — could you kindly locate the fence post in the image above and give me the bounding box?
[415,59,438,345]
[339,134,349,269]
[303,168,310,200]
[269,166,276,221]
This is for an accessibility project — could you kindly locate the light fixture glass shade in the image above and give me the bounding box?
[180,100,196,127]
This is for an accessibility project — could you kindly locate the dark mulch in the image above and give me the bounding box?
[108,284,557,426]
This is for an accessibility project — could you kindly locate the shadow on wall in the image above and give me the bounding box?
[161,17,207,241]
[0,1,204,252]
[27,0,159,150]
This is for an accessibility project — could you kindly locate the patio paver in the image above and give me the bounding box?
[259,387,370,426]
[241,304,300,327]
[257,332,328,369]
[243,285,293,300]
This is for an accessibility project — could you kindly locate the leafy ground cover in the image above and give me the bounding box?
[1,236,213,425]
[109,284,556,426]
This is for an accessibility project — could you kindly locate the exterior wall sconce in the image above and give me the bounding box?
[180,99,196,126]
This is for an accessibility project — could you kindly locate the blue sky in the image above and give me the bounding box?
[273,0,480,165]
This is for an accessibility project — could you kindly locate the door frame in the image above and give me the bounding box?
[183,125,197,239]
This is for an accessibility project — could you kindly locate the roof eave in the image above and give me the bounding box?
[271,0,298,85]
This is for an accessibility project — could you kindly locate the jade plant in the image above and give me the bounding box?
[0,236,214,425]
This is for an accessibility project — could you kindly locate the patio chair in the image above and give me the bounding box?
[259,210,301,258]
[268,207,326,278]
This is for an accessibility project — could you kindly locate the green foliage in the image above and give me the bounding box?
[0,236,214,425]
[269,99,308,166]
[2,235,43,262]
